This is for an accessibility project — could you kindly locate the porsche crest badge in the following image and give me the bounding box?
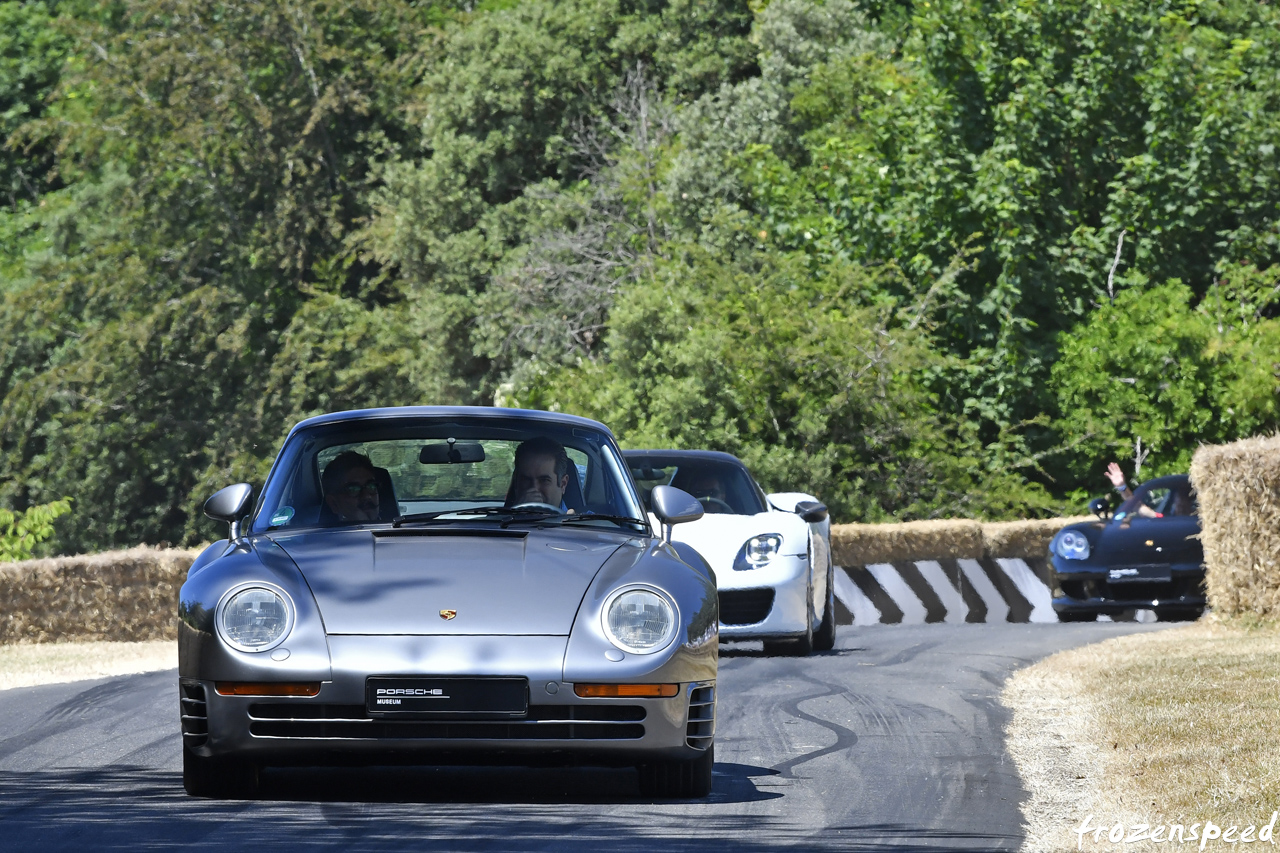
[439,609,457,621]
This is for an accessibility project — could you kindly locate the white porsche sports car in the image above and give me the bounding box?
[623,450,835,655]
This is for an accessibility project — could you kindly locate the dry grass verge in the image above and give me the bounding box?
[0,640,175,691]
[1005,618,1280,851]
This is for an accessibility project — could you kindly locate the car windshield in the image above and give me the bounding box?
[624,453,767,516]
[1116,476,1197,520]
[252,415,647,533]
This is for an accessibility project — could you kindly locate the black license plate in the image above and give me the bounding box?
[366,676,529,717]
[1107,564,1172,583]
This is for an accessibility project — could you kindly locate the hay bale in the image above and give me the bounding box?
[1191,434,1280,618]
[980,517,1093,560]
[0,546,199,644]
[830,519,984,566]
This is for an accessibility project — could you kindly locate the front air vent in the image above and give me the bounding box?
[719,588,775,625]
[246,703,646,741]
[180,681,209,748]
[686,683,715,750]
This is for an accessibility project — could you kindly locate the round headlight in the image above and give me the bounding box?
[1055,530,1091,561]
[733,534,783,571]
[218,586,294,652]
[603,588,678,654]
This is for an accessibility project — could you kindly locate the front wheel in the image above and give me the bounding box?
[183,747,260,799]
[764,585,814,656]
[637,744,714,799]
[813,561,837,652]
[1057,612,1098,623]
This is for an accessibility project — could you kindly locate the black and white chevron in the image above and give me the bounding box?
[832,558,1156,624]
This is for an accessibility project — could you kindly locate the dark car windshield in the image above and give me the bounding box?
[252,416,646,533]
[1116,476,1197,520]
[624,453,767,516]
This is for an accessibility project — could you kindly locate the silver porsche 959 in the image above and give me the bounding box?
[179,407,717,799]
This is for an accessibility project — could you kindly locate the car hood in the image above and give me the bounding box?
[666,512,805,571]
[268,528,627,635]
[1062,518,1203,565]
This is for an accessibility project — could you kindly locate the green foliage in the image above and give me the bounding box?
[1053,269,1280,479]
[3,0,1280,551]
[0,497,71,561]
[516,249,1058,520]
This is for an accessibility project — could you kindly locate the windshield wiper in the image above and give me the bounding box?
[392,506,550,528]
[540,513,648,528]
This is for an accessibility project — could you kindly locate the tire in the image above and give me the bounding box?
[1057,612,1098,623]
[813,560,837,653]
[763,583,815,656]
[637,744,714,799]
[183,747,260,799]
[1157,607,1204,622]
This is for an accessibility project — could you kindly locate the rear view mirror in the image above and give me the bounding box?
[1088,497,1111,520]
[794,500,829,524]
[205,483,253,539]
[420,441,486,464]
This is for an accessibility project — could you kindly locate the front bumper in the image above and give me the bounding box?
[1050,559,1206,615]
[183,678,715,766]
[715,554,810,640]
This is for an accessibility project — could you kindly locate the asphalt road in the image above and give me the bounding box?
[0,622,1167,852]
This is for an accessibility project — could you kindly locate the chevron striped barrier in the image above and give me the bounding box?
[832,558,1155,624]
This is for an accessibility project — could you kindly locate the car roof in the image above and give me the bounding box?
[286,406,615,440]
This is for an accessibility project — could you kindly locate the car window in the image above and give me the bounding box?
[254,418,643,533]
[1116,478,1196,520]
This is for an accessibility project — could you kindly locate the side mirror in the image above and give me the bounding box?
[205,483,253,539]
[794,500,828,524]
[1088,497,1111,520]
[650,485,704,543]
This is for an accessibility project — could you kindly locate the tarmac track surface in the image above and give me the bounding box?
[0,622,1167,852]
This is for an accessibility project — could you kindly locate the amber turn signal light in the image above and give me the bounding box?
[573,683,679,698]
[214,682,321,696]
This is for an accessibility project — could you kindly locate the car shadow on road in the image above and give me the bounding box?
[0,766,1021,851]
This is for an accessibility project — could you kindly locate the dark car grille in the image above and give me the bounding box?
[686,684,715,750]
[719,589,775,625]
[180,681,209,748]
[247,703,645,741]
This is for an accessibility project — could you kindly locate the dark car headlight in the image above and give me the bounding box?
[217,584,295,652]
[1053,530,1091,561]
[602,587,678,654]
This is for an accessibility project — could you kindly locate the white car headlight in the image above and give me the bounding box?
[603,588,678,654]
[1054,530,1091,561]
[217,585,294,652]
[735,534,783,570]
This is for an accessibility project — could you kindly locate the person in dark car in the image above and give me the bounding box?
[322,451,381,523]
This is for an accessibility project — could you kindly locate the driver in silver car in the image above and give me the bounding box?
[508,437,572,510]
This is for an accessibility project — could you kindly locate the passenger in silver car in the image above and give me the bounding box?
[322,451,381,522]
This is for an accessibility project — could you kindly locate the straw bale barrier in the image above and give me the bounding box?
[830,516,1091,567]
[0,546,198,644]
[1190,434,1280,618]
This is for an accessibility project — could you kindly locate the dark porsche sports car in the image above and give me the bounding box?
[180,407,718,799]
[1048,474,1206,621]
